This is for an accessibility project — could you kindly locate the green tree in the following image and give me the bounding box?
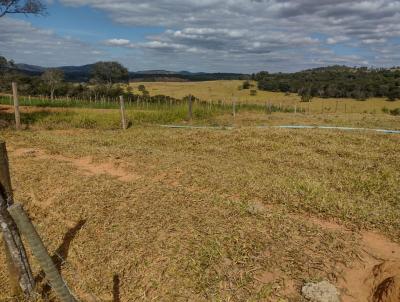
[0,0,47,17]
[0,56,8,75]
[41,68,64,100]
[299,87,313,102]
[91,61,129,88]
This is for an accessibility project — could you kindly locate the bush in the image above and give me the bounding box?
[77,117,97,129]
[300,94,313,102]
[242,81,251,89]
[389,108,400,116]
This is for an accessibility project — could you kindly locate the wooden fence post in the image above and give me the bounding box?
[8,204,77,302]
[232,97,236,118]
[188,95,193,121]
[0,142,35,297]
[11,82,21,130]
[119,95,127,130]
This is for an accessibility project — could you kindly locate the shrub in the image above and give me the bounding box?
[242,81,251,89]
[389,108,400,116]
[77,117,97,129]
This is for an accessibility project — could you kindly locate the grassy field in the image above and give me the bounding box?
[0,125,399,301]
[130,80,400,114]
[1,103,399,131]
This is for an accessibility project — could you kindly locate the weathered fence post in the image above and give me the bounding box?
[11,82,21,130]
[188,95,193,121]
[232,97,236,118]
[119,95,127,130]
[8,204,77,302]
[0,142,35,297]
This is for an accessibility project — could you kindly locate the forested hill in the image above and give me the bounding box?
[253,66,400,100]
[12,63,248,82]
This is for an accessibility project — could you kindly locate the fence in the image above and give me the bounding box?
[1,82,393,132]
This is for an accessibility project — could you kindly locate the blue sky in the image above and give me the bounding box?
[1,0,400,72]
[14,2,164,43]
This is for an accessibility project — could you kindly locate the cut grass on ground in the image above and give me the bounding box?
[0,127,399,301]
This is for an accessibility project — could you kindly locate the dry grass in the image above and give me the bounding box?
[216,111,400,129]
[0,126,399,301]
[130,80,400,114]
[1,104,399,131]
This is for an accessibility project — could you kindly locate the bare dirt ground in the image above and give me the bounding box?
[0,127,399,301]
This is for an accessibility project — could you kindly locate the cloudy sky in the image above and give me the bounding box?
[1,0,400,72]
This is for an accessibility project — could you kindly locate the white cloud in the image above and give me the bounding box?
[3,0,400,71]
[0,17,105,67]
[326,36,350,45]
[104,38,131,46]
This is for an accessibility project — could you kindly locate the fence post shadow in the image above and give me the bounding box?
[35,219,86,299]
[113,274,120,302]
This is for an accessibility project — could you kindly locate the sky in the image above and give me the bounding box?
[1,0,400,73]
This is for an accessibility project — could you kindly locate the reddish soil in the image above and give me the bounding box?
[13,147,139,182]
[310,217,400,302]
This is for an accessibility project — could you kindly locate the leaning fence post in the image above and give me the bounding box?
[11,82,21,130]
[8,204,78,302]
[0,142,35,297]
[119,95,127,130]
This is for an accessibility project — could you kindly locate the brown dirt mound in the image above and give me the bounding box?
[302,216,400,302]
[369,262,400,302]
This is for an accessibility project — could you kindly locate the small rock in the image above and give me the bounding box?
[302,281,340,302]
[247,201,265,215]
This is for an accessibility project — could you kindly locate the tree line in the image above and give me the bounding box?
[253,66,400,101]
[0,57,189,105]
[1,58,126,100]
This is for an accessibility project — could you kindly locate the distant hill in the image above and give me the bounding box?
[129,72,249,82]
[12,63,249,82]
[15,63,45,73]
[133,70,186,75]
[15,63,95,82]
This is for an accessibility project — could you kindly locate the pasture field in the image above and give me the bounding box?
[0,104,400,301]
[130,80,400,114]
[0,89,399,301]
[1,102,399,131]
